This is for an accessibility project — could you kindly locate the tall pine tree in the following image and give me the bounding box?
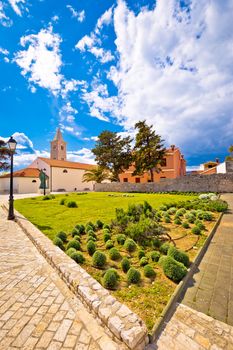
[0,140,10,171]
[133,120,166,182]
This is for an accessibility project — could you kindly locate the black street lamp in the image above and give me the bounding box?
[42,168,46,195]
[7,136,17,220]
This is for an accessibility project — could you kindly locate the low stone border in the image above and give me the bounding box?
[2,205,149,350]
[149,211,224,343]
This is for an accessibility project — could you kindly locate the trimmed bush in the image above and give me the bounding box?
[174,218,182,225]
[127,268,141,284]
[167,246,189,267]
[167,207,176,215]
[159,205,167,211]
[121,257,130,273]
[140,257,149,266]
[86,221,96,230]
[103,228,110,235]
[103,269,119,290]
[103,224,110,230]
[160,256,187,283]
[86,225,94,233]
[66,239,81,250]
[192,226,201,235]
[176,208,186,217]
[195,220,205,230]
[79,224,85,234]
[87,240,96,256]
[56,231,67,242]
[144,264,156,278]
[92,251,107,268]
[151,251,160,262]
[88,231,97,239]
[70,252,85,264]
[59,198,66,205]
[164,217,171,223]
[138,250,145,259]
[67,201,78,208]
[160,242,171,255]
[87,236,96,242]
[96,220,104,229]
[152,238,161,249]
[182,222,190,229]
[116,234,126,245]
[103,233,111,243]
[73,235,81,242]
[124,238,137,253]
[71,228,79,237]
[202,212,213,221]
[53,237,64,250]
[109,248,121,261]
[66,247,76,257]
[105,240,114,249]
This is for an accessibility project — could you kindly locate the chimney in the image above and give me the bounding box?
[171,145,175,151]
[216,158,219,164]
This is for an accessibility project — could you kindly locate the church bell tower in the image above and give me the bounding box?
[50,128,67,161]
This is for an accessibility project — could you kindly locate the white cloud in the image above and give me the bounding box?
[51,15,59,22]
[96,6,113,32]
[67,148,95,164]
[0,47,9,55]
[67,5,85,23]
[8,0,26,16]
[0,1,12,26]
[98,0,233,156]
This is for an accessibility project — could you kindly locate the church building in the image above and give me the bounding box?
[0,128,96,194]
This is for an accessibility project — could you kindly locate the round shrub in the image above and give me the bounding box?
[167,246,189,267]
[59,198,66,205]
[66,247,76,257]
[70,252,85,264]
[67,201,78,208]
[124,238,137,253]
[79,224,85,234]
[121,257,130,273]
[194,220,205,230]
[116,234,126,245]
[96,219,104,229]
[202,212,213,221]
[103,228,110,235]
[151,251,160,262]
[86,225,94,233]
[167,207,176,215]
[86,221,96,230]
[92,251,107,268]
[103,233,111,243]
[176,208,186,217]
[174,218,182,225]
[53,237,64,250]
[192,226,201,235]
[182,222,190,229]
[88,231,97,239]
[66,239,81,250]
[105,240,114,249]
[188,216,195,224]
[140,257,149,266]
[87,240,96,256]
[127,268,141,284]
[103,224,110,230]
[152,238,161,249]
[159,205,167,211]
[164,217,171,223]
[109,248,121,261]
[56,231,67,242]
[73,235,81,242]
[71,228,79,237]
[160,242,171,255]
[138,250,145,259]
[160,256,187,283]
[87,236,96,242]
[144,264,156,278]
[103,269,119,290]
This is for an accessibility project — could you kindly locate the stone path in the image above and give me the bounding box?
[0,206,124,350]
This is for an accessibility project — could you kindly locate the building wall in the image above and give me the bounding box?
[216,162,226,174]
[51,167,94,192]
[0,177,39,194]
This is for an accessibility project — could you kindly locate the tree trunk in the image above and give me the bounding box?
[150,169,154,182]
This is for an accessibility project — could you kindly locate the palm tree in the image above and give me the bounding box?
[82,166,109,183]
[0,140,10,171]
[225,145,233,161]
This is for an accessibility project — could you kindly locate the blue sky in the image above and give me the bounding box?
[0,0,233,170]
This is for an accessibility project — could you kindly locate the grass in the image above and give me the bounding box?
[14,192,196,240]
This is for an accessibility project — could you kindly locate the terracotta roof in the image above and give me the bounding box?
[0,168,40,178]
[38,157,96,170]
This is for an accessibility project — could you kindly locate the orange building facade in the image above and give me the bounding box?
[119,145,186,183]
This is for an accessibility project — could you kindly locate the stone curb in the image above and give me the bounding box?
[2,204,149,350]
[149,211,224,344]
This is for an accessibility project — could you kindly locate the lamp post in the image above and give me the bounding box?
[43,168,46,195]
[7,136,17,220]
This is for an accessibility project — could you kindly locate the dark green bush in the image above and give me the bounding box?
[167,207,176,215]
[103,269,119,290]
[159,205,167,211]
[105,240,114,249]
[194,220,205,230]
[144,264,156,278]
[70,252,85,264]
[109,248,121,261]
[140,257,149,266]
[124,238,137,252]
[159,256,187,283]
[66,247,76,257]
[92,251,107,268]
[182,222,189,229]
[121,257,130,273]
[56,231,67,242]
[151,251,160,262]
[192,226,201,235]
[66,239,81,250]
[152,237,161,249]
[87,240,96,256]
[59,198,66,205]
[96,220,104,229]
[164,217,171,223]
[71,228,79,237]
[116,234,126,245]
[104,233,111,243]
[42,194,55,200]
[78,224,85,234]
[103,224,110,230]
[202,212,213,221]
[138,250,145,259]
[86,221,96,230]
[174,218,182,225]
[167,246,189,267]
[73,235,81,242]
[127,268,141,284]
[86,225,94,233]
[67,201,78,208]
[176,208,186,217]
[88,231,97,239]
[160,242,171,254]
[53,237,64,250]
[87,236,96,242]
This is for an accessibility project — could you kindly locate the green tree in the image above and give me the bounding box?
[133,120,166,182]
[92,131,132,182]
[226,145,233,161]
[82,166,109,183]
[0,140,10,171]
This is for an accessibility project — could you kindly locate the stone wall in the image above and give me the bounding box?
[95,173,233,193]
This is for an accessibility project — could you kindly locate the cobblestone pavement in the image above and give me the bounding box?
[182,193,233,325]
[0,206,125,350]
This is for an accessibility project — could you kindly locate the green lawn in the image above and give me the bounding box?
[15,192,196,240]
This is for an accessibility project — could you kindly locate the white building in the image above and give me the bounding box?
[0,128,96,194]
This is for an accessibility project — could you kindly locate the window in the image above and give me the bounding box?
[61,145,64,150]
[135,178,140,183]
[63,169,68,173]
[161,158,167,167]
[123,178,128,182]
[160,176,166,179]
[32,180,36,183]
